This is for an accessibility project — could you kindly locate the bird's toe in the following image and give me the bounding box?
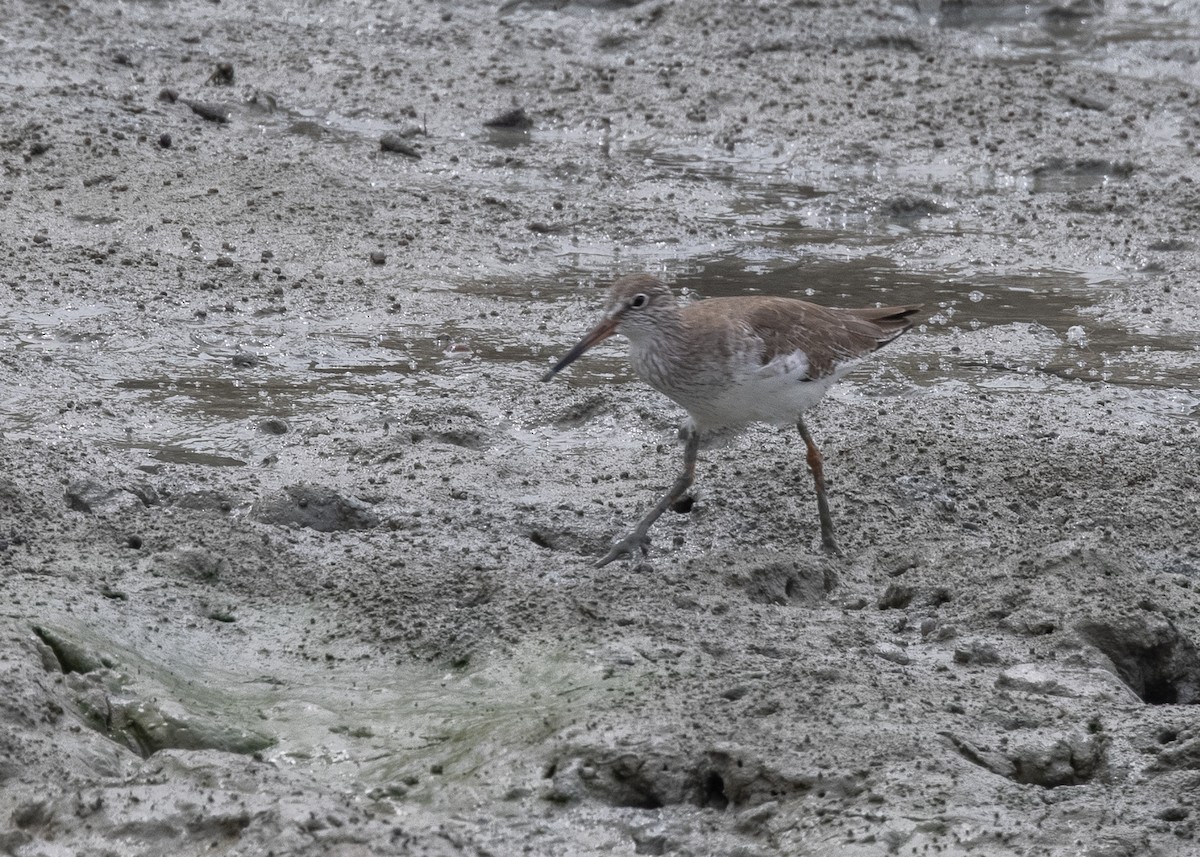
[595,532,651,568]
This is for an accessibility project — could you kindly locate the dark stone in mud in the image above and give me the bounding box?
[258,417,289,435]
[208,62,235,86]
[1062,90,1113,111]
[483,107,532,129]
[250,485,380,532]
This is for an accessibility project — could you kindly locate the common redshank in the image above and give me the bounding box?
[541,273,921,566]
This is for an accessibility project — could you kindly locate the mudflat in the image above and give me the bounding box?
[2,1,1199,854]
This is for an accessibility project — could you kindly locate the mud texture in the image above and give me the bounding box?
[3,0,1200,854]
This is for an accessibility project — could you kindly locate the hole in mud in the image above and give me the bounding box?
[701,771,729,810]
[1076,614,1200,705]
[626,792,664,811]
[669,495,695,514]
[1144,678,1182,706]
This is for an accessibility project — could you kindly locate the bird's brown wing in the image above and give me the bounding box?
[688,297,921,379]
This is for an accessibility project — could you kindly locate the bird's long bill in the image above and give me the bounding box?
[540,316,619,382]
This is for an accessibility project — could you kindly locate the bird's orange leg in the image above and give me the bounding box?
[798,417,839,553]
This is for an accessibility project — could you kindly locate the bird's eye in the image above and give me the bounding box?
[629,293,649,309]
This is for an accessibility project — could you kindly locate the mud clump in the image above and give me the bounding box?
[250,485,380,532]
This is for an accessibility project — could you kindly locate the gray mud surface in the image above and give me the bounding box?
[3,0,1200,854]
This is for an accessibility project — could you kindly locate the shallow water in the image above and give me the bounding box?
[2,239,1194,472]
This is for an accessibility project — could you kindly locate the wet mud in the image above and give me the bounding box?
[2,0,1200,854]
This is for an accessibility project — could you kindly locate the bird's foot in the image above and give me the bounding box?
[820,533,842,556]
[595,531,651,568]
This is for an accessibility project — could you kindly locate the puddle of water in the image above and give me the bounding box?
[922,0,1200,87]
[0,300,535,462]
[508,255,1198,417]
[927,0,1100,34]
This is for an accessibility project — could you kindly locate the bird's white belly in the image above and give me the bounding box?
[690,369,838,430]
[631,342,848,432]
